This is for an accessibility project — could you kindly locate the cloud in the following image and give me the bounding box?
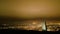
[0,0,60,19]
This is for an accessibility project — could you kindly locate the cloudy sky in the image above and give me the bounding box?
[0,0,60,19]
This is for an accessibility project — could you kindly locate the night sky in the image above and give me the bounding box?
[0,0,60,19]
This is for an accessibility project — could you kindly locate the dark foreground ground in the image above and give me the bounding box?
[0,29,60,34]
[0,29,41,32]
[0,29,60,33]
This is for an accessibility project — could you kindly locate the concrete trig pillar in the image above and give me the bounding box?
[42,19,47,31]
